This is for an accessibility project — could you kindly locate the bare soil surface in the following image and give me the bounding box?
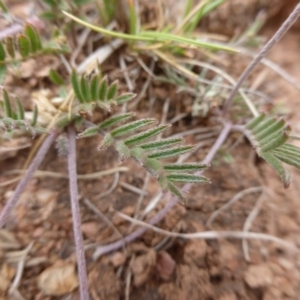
[1,1,300,300]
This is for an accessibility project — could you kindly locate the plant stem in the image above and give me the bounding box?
[0,130,58,228]
[222,2,300,115]
[0,16,44,41]
[67,126,89,300]
[93,122,232,259]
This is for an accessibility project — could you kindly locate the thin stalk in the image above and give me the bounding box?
[93,122,232,259]
[67,126,89,300]
[0,130,58,228]
[223,2,300,115]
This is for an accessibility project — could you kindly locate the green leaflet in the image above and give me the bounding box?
[49,69,64,85]
[255,119,285,141]
[80,75,90,102]
[251,117,275,135]
[17,35,31,58]
[124,124,170,146]
[71,70,84,103]
[77,126,99,138]
[111,118,157,137]
[98,76,108,101]
[148,145,194,160]
[0,0,8,13]
[98,112,134,129]
[115,92,136,104]
[259,152,290,188]
[246,113,266,130]
[24,23,42,53]
[31,104,38,126]
[0,41,6,61]
[273,143,300,157]
[260,131,289,152]
[0,64,6,84]
[271,151,300,169]
[258,125,289,149]
[16,97,24,120]
[5,37,15,58]
[166,173,209,183]
[163,163,207,172]
[90,75,100,101]
[106,80,118,100]
[167,181,185,203]
[3,90,12,118]
[139,137,183,150]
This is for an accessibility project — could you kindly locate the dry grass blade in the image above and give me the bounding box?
[206,187,264,227]
[4,167,128,180]
[117,211,299,254]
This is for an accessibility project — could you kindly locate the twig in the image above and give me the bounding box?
[238,48,300,92]
[0,143,31,153]
[223,2,300,114]
[169,126,220,139]
[206,186,263,227]
[0,177,21,187]
[92,123,232,259]
[125,255,135,300]
[67,126,89,300]
[130,59,155,108]
[115,211,299,254]
[8,242,34,294]
[82,197,123,240]
[4,167,128,179]
[120,181,148,196]
[243,192,266,261]
[94,172,120,199]
[120,55,134,92]
[133,173,150,220]
[0,131,58,228]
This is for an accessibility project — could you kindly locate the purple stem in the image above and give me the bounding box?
[222,2,300,115]
[93,122,232,260]
[67,126,89,300]
[0,130,58,228]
